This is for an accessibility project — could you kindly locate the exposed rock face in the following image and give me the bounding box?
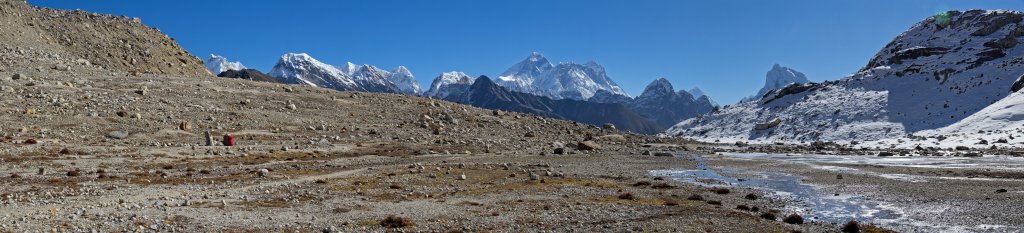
[445,76,663,134]
[0,0,208,76]
[350,65,403,94]
[667,10,1024,143]
[217,69,279,83]
[629,78,716,129]
[587,79,717,129]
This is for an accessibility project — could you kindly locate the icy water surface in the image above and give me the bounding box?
[650,153,902,225]
[651,152,1023,232]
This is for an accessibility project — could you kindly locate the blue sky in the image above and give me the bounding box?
[30,0,1024,104]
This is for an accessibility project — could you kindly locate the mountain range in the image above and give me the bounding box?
[205,52,718,134]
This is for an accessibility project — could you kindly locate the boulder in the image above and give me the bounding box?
[576,141,600,151]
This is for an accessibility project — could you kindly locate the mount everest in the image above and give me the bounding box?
[495,52,630,100]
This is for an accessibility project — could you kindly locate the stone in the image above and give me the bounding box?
[528,173,539,181]
[524,132,536,137]
[287,103,297,110]
[106,131,129,139]
[653,152,673,157]
[553,147,565,155]
[11,73,24,80]
[457,173,466,180]
[576,141,600,151]
[204,131,214,146]
[179,121,192,131]
[76,58,91,66]
[257,169,269,177]
[602,123,616,130]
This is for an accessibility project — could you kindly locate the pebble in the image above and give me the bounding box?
[457,173,466,180]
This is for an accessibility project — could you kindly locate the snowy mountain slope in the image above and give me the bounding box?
[205,54,246,75]
[266,53,414,94]
[388,66,422,95]
[927,90,1024,135]
[425,71,474,99]
[267,53,359,91]
[496,52,629,100]
[349,65,402,94]
[666,10,1024,143]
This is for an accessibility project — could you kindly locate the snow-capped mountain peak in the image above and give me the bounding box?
[205,54,246,75]
[425,71,474,99]
[495,52,629,100]
[387,65,422,95]
[267,53,357,90]
[340,62,359,75]
[757,64,809,98]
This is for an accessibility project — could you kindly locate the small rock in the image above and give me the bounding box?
[653,152,673,157]
[11,73,24,80]
[106,131,129,139]
[257,169,269,177]
[457,173,466,180]
[996,188,1008,193]
[287,103,297,110]
[76,58,91,66]
[179,121,193,131]
[528,173,539,181]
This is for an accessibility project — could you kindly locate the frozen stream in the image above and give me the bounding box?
[651,152,1024,232]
